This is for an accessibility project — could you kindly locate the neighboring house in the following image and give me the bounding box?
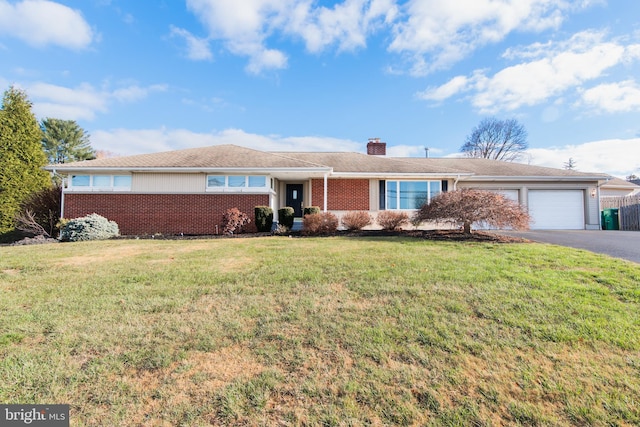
[48,140,609,234]
[600,177,640,197]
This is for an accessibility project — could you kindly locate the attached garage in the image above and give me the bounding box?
[528,190,585,230]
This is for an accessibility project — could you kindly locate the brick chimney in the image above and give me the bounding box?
[366,137,386,155]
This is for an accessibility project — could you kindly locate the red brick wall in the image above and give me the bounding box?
[63,193,269,235]
[311,179,370,210]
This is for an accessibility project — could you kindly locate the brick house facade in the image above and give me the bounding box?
[50,143,606,234]
[64,193,268,235]
[311,179,369,211]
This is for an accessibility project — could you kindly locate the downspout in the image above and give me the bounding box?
[55,169,65,220]
[453,174,461,190]
[323,173,328,213]
[595,177,611,230]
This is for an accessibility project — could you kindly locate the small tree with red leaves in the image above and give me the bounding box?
[413,189,530,234]
[222,208,251,235]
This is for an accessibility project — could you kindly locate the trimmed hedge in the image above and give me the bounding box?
[254,206,274,232]
[278,207,295,229]
[303,206,321,216]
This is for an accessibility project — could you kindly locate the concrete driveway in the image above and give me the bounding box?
[493,230,640,264]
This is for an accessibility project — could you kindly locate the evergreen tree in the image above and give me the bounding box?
[41,118,95,164]
[0,87,50,235]
[563,158,577,170]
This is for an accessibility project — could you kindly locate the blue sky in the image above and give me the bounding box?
[1,0,639,178]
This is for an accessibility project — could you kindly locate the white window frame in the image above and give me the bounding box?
[206,175,272,193]
[385,180,441,210]
[68,174,132,191]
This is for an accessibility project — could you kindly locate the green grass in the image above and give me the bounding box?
[1,236,639,426]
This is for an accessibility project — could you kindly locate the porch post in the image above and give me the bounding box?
[323,173,328,213]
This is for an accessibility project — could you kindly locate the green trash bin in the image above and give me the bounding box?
[601,208,619,230]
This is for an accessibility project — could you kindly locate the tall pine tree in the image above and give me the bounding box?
[0,87,50,235]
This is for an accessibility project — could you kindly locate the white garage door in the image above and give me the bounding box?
[528,190,584,230]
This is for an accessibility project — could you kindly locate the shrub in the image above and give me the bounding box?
[376,211,410,231]
[254,206,273,232]
[303,206,321,216]
[278,207,295,229]
[15,184,62,238]
[302,212,339,236]
[59,213,119,242]
[273,224,290,235]
[413,189,530,234]
[222,208,251,235]
[341,211,372,231]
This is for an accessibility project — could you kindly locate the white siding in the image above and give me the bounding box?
[132,173,205,193]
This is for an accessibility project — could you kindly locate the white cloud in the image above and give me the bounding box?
[183,0,395,74]
[169,26,212,61]
[389,0,585,75]
[18,81,167,121]
[418,75,470,101]
[579,80,640,113]
[0,0,94,49]
[419,31,640,113]
[90,127,362,156]
[526,138,640,178]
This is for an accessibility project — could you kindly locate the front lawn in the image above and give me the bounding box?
[1,237,638,425]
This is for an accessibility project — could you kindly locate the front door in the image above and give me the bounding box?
[286,184,304,217]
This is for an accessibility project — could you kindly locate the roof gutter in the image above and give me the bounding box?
[46,166,334,174]
[330,172,475,179]
[466,175,607,182]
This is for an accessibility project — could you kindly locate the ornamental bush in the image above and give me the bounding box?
[254,206,273,232]
[59,213,119,242]
[413,189,530,234]
[376,210,410,231]
[303,206,321,216]
[278,207,295,229]
[341,211,372,231]
[302,212,339,236]
[222,208,251,235]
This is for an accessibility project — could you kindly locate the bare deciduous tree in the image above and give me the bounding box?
[15,209,50,237]
[413,189,530,234]
[461,118,528,162]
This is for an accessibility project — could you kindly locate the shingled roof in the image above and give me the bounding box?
[276,152,465,175]
[51,144,329,170]
[398,157,608,179]
[48,144,608,180]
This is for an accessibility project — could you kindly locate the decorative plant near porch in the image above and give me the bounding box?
[302,212,339,235]
[413,189,530,234]
[376,210,410,231]
[222,208,251,235]
[254,206,273,232]
[341,211,372,231]
[277,207,295,230]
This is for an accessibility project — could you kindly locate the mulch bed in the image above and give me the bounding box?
[116,229,528,243]
[7,230,529,245]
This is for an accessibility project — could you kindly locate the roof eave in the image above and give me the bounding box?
[47,166,333,174]
[331,172,475,178]
[465,175,606,182]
